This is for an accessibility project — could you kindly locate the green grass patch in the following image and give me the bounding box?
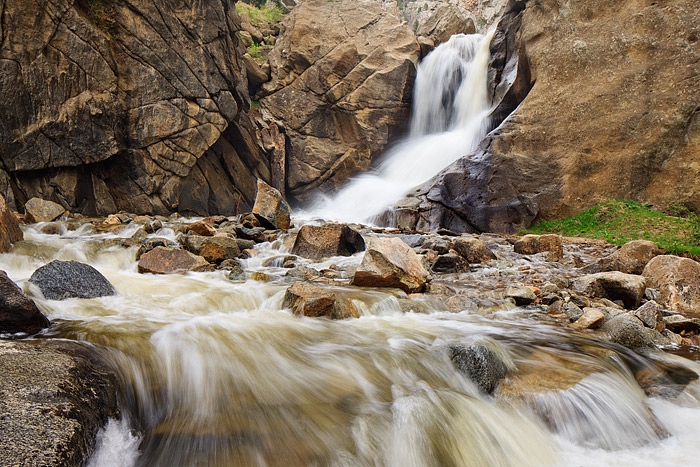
[523,200,700,257]
[236,2,285,27]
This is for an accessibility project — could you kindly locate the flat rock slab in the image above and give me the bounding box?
[0,340,118,466]
[138,247,214,274]
[29,260,116,300]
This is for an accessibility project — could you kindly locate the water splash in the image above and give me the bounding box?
[302,31,495,225]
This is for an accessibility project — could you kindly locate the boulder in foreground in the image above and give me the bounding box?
[351,237,430,293]
[252,179,291,230]
[0,194,22,253]
[0,271,50,334]
[449,344,508,395]
[29,260,116,300]
[292,224,365,260]
[642,255,700,315]
[138,247,214,274]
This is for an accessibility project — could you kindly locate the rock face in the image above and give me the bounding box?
[252,179,291,230]
[413,3,476,46]
[570,272,646,309]
[24,198,66,223]
[393,0,700,233]
[29,261,116,300]
[259,0,421,203]
[137,247,213,274]
[583,240,660,275]
[291,224,365,260]
[0,271,50,334]
[642,255,700,315]
[351,237,430,293]
[0,194,23,253]
[0,340,118,465]
[0,0,271,216]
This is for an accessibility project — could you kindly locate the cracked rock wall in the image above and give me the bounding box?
[0,0,270,215]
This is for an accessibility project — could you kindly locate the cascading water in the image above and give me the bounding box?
[303,31,495,224]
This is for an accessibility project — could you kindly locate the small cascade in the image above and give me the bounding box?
[303,31,495,224]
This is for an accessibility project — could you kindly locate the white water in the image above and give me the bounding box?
[303,32,495,224]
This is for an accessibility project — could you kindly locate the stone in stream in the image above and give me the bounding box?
[431,253,470,274]
[564,302,584,322]
[573,308,605,329]
[513,234,563,261]
[635,301,665,332]
[282,281,358,319]
[452,237,497,263]
[0,194,23,253]
[23,197,66,223]
[448,344,508,395]
[663,315,700,334]
[291,224,365,260]
[642,255,700,315]
[224,260,246,281]
[0,340,118,465]
[0,271,50,334]
[29,260,116,300]
[351,237,431,293]
[186,220,216,237]
[601,313,655,349]
[505,285,537,306]
[252,179,291,230]
[570,271,646,309]
[198,237,241,264]
[136,237,177,259]
[582,240,660,275]
[137,247,214,274]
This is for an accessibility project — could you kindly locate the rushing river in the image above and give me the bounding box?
[2,221,700,466]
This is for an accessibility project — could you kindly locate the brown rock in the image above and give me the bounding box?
[571,272,646,309]
[282,281,358,319]
[291,224,365,260]
[351,237,431,293]
[414,3,475,46]
[252,179,291,230]
[573,308,605,329]
[453,237,497,263]
[137,247,213,274]
[642,255,700,315]
[187,220,216,237]
[0,194,22,253]
[198,238,241,264]
[513,234,563,261]
[0,271,50,334]
[23,198,65,223]
[584,240,660,275]
[103,214,121,225]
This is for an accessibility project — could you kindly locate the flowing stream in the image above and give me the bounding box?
[2,222,700,466]
[303,32,495,224]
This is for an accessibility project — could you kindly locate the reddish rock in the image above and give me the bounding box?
[573,308,605,329]
[187,221,216,237]
[137,247,213,274]
[351,237,431,293]
[197,237,241,264]
[0,194,22,253]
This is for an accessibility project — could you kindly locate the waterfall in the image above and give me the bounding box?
[303,31,495,224]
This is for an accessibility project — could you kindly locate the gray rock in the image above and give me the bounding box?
[602,313,654,349]
[564,302,584,322]
[226,261,246,281]
[29,261,116,300]
[449,344,508,394]
[395,234,426,249]
[635,301,662,329]
[663,315,700,334]
[137,237,177,259]
[0,271,50,334]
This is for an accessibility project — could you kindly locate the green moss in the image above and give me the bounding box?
[236,2,285,27]
[522,200,700,257]
[88,0,116,37]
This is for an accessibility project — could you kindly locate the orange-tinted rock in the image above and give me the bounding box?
[351,237,431,293]
[282,281,358,319]
[187,221,216,237]
[252,179,290,230]
[137,247,213,274]
[573,308,605,329]
[453,237,497,263]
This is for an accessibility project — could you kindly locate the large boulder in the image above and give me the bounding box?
[583,240,660,275]
[0,340,118,465]
[291,224,365,260]
[0,0,271,216]
[0,270,50,334]
[29,260,116,300]
[282,281,358,319]
[23,197,66,223]
[198,237,242,264]
[351,237,431,293]
[392,0,700,233]
[642,255,700,315]
[137,247,213,274]
[570,271,646,309]
[252,179,291,230]
[259,0,421,203]
[0,194,22,253]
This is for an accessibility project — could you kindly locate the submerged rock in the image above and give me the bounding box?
[351,237,431,293]
[0,271,50,334]
[29,260,116,300]
[570,272,646,309]
[252,179,291,230]
[291,224,365,260]
[24,197,65,223]
[137,247,213,274]
[282,282,358,319]
[449,344,508,394]
[0,194,22,253]
[642,255,700,315]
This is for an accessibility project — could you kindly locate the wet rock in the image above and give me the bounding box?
[251,272,271,282]
[398,298,430,314]
[395,234,426,249]
[453,238,497,263]
[262,255,297,268]
[564,302,584,322]
[642,255,700,315]
[635,301,664,332]
[570,272,646,309]
[137,247,213,274]
[29,261,116,300]
[351,237,431,293]
[573,308,605,329]
[282,282,358,319]
[431,253,470,274]
[569,293,591,308]
[291,224,365,260]
[198,237,241,264]
[23,198,66,223]
[540,282,560,295]
[446,295,478,313]
[136,237,176,259]
[0,340,118,465]
[514,235,563,261]
[234,225,266,243]
[187,221,216,237]
[601,313,654,349]
[662,329,686,345]
[505,285,537,306]
[448,344,508,394]
[422,237,452,255]
[252,179,291,230]
[235,238,256,251]
[0,194,23,253]
[103,214,121,225]
[224,260,246,281]
[583,240,660,275]
[0,271,50,334]
[663,315,700,334]
[285,266,322,280]
[40,223,61,235]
